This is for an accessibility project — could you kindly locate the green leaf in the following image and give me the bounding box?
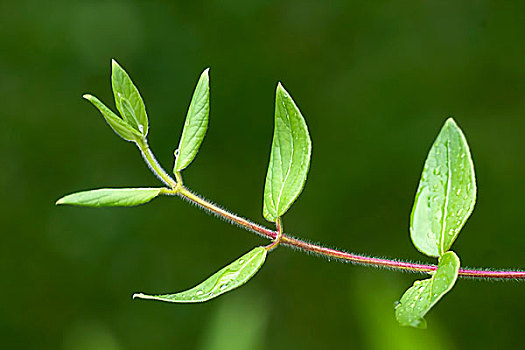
[111,59,148,136]
[173,68,210,172]
[83,94,142,142]
[410,118,476,257]
[395,251,460,328]
[263,83,312,222]
[56,188,162,207]
[133,246,267,303]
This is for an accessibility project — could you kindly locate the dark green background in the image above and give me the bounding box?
[2,0,524,349]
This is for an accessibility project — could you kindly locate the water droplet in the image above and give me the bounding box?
[460,153,466,158]
[219,284,229,290]
[138,124,144,133]
[410,303,416,308]
[196,290,204,296]
[457,209,463,216]
[448,229,455,236]
[208,292,214,297]
[174,149,180,157]
[467,183,471,192]
[433,168,441,175]
[238,259,245,265]
[394,301,401,309]
[456,188,462,195]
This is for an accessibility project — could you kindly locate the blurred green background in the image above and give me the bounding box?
[2,0,524,349]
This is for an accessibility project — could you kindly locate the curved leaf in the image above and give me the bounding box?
[56,188,161,207]
[83,94,142,142]
[263,83,312,222]
[174,68,210,172]
[411,118,476,257]
[395,251,460,328]
[111,59,148,136]
[133,246,267,303]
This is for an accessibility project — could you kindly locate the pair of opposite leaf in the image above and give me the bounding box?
[57,60,477,329]
[395,118,476,328]
[57,60,311,304]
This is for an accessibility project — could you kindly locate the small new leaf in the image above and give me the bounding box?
[133,246,267,303]
[411,118,476,257]
[174,68,210,172]
[395,251,460,328]
[263,83,312,222]
[111,59,149,136]
[83,94,142,142]
[56,188,162,207]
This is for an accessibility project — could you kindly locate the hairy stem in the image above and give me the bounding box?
[136,139,178,188]
[136,142,525,280]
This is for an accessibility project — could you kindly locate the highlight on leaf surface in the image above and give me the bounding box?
[174,68,210,172]
[263,83,312,222]
[133,246,267,303]
[56,188,162,207]
[111,59,149,136]
[410,118,476,257]
[83,94,142,142]
[395,251,460,328]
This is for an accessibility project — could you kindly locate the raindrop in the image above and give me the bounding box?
[174,149,180,158]
[219,284,229,290]
[138,124,144,133]
[433,168,441,176]
[196,290,204,296]
[394,301,401,309]
[456,188,462,195]
[457,209,463,216]
[238,259,245,265]
[208,292,214,297]
[448,229,455,236]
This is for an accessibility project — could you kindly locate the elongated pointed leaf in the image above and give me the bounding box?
[133,246,267,303]
[56,188,161,207]
[174,68,210,172]
[395,251,460,328]
[263,83,312,222]
[83,94,142,142]
[411,118,476,257]
[111,59,148,136]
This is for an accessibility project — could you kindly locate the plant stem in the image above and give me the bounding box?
[137,141,525,280]
[136,139,178,188]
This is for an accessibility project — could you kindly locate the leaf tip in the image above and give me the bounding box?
[82,94,92,100]
[55,197,65,205]
[444,117,458,127]
[132,293,142,300]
